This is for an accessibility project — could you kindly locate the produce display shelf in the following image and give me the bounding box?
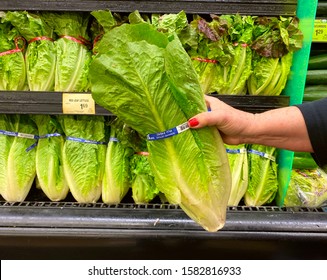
[0,200,327,260]
[0,0,297,16]
[0,91,290,115]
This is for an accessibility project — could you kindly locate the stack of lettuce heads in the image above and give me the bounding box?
[89,22,231,232]
[4,11,56,91]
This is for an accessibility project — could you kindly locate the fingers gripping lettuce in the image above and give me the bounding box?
[89,23,231,232]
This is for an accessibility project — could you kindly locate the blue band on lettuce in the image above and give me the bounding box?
[66,136,107,145]
[147,122,189,141]
[247,149,275,161]
[226,147,247,154]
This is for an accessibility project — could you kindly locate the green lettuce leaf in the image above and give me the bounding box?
[248,16,302,95]
[245,144,279,206]
[89,22,231,232]
[0,21,26,90]
[42,12,92,92]
[102,118,133,204]
[58,115,106,203]
[0,115,15,199]
[31,115,68,201]
[0,115,37,202]
[284,168,327,207]
[226,144,248,206]
[4,11,56,91]
[130,153,159,204]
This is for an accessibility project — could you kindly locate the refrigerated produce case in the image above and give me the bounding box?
[1,0,326,260]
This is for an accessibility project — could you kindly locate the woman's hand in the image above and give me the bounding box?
[188,95,313,152]
[188,95,255,145]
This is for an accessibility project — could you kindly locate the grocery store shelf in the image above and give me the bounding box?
[0,91,290,115]
[0,0,297,16]
[0,201,326,259]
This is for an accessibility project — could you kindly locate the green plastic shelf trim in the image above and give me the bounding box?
[276,0,318,206]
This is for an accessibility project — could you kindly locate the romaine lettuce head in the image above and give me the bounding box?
[89,22,231,232]
[58,115,106,203]
[0,115,15,198]
[130,153,159,204]
[42,12,92,92]
[245,144,278,206]
[4,11,56,91]
[31,115,68,201]
[102,118,134,204]
[226,144,248,206]
[0,115,37,202]
[0,21,26,90]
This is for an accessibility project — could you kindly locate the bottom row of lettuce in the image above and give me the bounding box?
[1,114,326,208]
[0,114,160,204]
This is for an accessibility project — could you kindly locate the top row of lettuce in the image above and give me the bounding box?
[0,10,303,95]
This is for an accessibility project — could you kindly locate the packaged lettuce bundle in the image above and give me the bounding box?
[187,14,254,95]
[42,12,92,92]
[4,11,56,91]
[102,117,133,204]
[90,22,231,232]
[0,115,37,202]
[247,16,303,96]
[245,144,279,206]
[225,144,248,206]
[284,168,327,207]
[31,115,68,201]
[0,19,26,90]
[58,115,106,203]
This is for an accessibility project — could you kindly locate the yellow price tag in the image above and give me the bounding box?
[313,19,327,42]
[62,93,96,114]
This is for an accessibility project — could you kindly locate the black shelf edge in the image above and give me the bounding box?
[0,91,290,115]
[0,0,297,16]
[317,2,327,17]
[0,202,326,235]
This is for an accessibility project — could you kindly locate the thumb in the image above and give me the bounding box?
[188,111,220,129]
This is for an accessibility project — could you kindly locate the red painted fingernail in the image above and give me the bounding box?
[188,118,199,127]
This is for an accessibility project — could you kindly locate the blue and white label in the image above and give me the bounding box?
[66,136,107,145]
[0,129,38,139]
[147,122,190,141]
[248,149,275,161]
[226,147,247,154]
[38,133,62,139]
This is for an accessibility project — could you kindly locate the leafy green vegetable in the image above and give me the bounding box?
[31,115,68,201]
[89,22,231,232]
[247,16,303,95]
[284,168,327,207]
[0,20,26,90]
[130,153,159,204]
[0,115,14,199]
[0,115,37,202]
[58,115,106,203]
[188,14,253,95]
[90,10,127,54]
[212,14,254,95]
[42,12,92,92]
[102,118,133,204]
[4,11,56,91]
[226,144,248,206]
[245,144,278,206]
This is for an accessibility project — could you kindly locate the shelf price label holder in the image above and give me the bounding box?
[62,93,96,115]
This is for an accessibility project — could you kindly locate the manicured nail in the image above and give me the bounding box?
[188,118,199,127]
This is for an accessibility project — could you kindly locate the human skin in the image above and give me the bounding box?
[188,95,313,153]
